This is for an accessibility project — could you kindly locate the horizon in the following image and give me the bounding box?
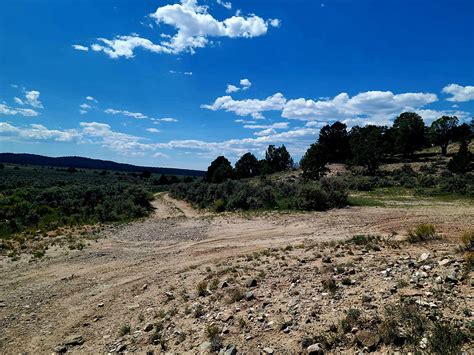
[1,0,473,170]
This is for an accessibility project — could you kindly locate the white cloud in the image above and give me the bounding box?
[72,44,89,51]
[79,110,88,115]
[14,97,24,105]
[86,96,98,103]
[152,117,179,122]
[442,83,474,102]
[282,91,438,122]
[0,104,39,117]
[153,152,170,158]
[216,0,232,10]
[92,35,172,59]
[243,122,289,130]
[13,90,43,109]
[254,128,276,136]
[240,78,252,90]
[91,0,278,58]
[0,122,78,141]
[105,108,148,119]
[146,128,160,133]
[169,70,193,75]
[80,103,92,110]
[226,84,239,93]
[269,19,281,27]
[202,93,286,119]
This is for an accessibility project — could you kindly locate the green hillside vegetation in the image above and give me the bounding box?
[0,165,189,241]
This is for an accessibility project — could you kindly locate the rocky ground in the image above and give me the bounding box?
[0,194,473,354]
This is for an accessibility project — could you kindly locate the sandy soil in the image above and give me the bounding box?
[0,194,473,354]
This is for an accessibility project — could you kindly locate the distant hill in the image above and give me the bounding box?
[0,153,205,177]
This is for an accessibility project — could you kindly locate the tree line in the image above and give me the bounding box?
[205,112,473,183]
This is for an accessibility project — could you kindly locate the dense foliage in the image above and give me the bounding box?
[301,113,473,178]
[169,176,347,212]
[0,166,183,238]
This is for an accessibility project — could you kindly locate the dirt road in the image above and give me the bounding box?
[0,195,472,353]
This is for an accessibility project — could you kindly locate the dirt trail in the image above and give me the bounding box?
[0,195,473,354]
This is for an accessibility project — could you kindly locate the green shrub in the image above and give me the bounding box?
[429,322,466,354]
[407,224,437,243]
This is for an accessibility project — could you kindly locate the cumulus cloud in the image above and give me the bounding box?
[202,93,286,119]
[282,91,438,121]
[105,108,148,119]
[442,83,474,102]
[240,78,252,89]
[243,122,289,130]
[80,103,92,110]
[13,90,43,108]
[90,0,278,58]
[72,44,89,51]
[226,84,239,93]
[0,104,39,117]
[86,96,98,103]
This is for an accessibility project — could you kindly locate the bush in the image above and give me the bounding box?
[407,224,437,243]
[429,322,466,354]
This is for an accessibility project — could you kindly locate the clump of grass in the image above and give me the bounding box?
[322,277,337,294]
[379,301,427,347]
[193,304,205,318]
[225,287,244,304]
[205,324,223,352]
[406,224,437,243]
[340,308,361,333]
[33,249,45,258]
[209,278,219,291]
[196,280,208,297]
[458,230,474,270]
[428,321,466,354]
[119,323,131,336]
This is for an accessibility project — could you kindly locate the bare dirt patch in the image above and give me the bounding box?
[0,195,472,353]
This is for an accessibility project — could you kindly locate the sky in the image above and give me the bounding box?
[1,0,473,170]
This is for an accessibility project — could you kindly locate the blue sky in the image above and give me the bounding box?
[1,0,473,170]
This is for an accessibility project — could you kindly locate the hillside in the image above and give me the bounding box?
[0,153,205,177]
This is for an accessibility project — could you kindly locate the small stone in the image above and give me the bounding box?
[245,291,255,301]
[220,281,229,288]
[438,259,451,266]
[142,284,148,290]
[419,337,428,349]
[355,330,380,351]
[322,256,331,263]
[143,323,154,332]
[418,252,431,262]
[307,343,324,355]
[63,334,84,346]
[97,303,104,308]
[53,345,67,354]
[199,341,212,352]
[246,278,257,288]
[222,311,233,322]
[263,347,274,354]
[223,346,237,355]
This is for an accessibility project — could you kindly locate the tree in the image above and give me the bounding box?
[393,112,426,157]
[205,156,233,183]
[349,125,387,175]
[265,145,293,173]
[453,122,472,143]
[300,143,329,180]
[429,116,458,155]
[318,121,351,163]
[447,140,472,173]
[234,152,260,179]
